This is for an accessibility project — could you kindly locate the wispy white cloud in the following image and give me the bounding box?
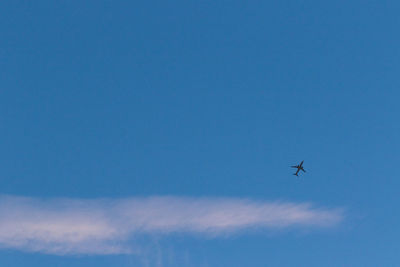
[0,195,343,255]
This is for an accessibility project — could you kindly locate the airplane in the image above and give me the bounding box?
[291,160,306,176]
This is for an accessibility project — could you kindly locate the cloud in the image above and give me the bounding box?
[0,195,343,255]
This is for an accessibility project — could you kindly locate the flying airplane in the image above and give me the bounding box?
[291,160,306,176]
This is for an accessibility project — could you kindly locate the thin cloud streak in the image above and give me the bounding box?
[0,195,343,255]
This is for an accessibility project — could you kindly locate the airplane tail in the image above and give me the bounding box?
[293,173,298,176]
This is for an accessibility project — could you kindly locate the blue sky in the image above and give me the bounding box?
[0,1,399,266]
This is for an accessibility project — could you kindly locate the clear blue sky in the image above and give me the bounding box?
[1,1,399,266]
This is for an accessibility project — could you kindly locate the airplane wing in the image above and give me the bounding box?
[291,165,298,168]
[301,167,306,173]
